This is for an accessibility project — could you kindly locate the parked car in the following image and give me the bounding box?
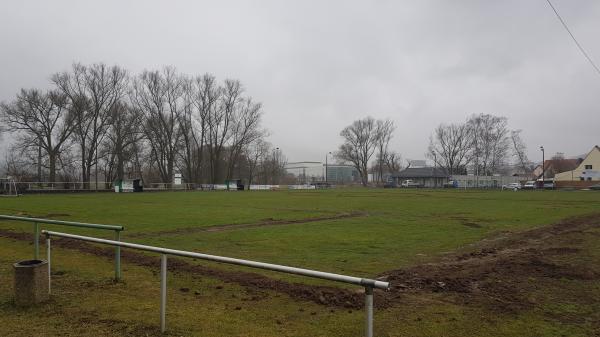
[502,182,522,191]
[536,179,555,189]
[522,181,536,190]
[589,184,600,190]
[443,180,458,188]
[401,180,423,188]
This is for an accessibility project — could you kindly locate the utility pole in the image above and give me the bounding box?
[433,152,437,188]
[325,151,332,183]
[325,154,328,183]
[540,146,545,189]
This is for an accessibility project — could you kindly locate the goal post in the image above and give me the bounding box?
[0,177,18,197]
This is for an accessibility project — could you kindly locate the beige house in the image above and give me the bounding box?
[555,146,600,187]
[532,158,581,179]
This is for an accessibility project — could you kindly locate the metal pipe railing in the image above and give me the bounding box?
[0,215,124,280]
[42,230,389,336]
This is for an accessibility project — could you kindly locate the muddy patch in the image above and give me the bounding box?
[378,213,600,311]
[461,222,482,228]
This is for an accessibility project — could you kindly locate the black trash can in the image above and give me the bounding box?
[13,259,49,306]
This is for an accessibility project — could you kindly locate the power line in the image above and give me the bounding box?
[545,0,600,77]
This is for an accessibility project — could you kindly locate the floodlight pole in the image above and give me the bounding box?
[325,151,333,184]
[433,153,437,188]
[540,146,545,189]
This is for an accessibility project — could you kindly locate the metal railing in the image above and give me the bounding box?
[15,181,115,191]
[0,215,124,280]
[41,230,390,337]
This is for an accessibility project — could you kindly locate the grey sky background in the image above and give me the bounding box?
[1,0,599,164]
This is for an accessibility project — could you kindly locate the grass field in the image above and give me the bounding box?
[1,189,600,336]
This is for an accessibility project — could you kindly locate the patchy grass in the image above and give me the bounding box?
[1,189,600,336]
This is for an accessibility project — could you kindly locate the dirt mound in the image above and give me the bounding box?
[378,213,600,311]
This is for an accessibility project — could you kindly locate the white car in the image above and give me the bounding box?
[502,182,522,191]
[523,181,536,190]
[401,180,423,188]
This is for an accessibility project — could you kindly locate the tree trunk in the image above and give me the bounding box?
[116,149,124,181]
[81,144,88,189]
[48,152,57,183]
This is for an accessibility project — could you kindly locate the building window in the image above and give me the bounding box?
[588,177,592,181]
[580,177,585,181]
[585,165,592,169]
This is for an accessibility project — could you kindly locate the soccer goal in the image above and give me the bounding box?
[0,177,19,196]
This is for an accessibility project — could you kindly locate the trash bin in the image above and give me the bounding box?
[13,259,49,306]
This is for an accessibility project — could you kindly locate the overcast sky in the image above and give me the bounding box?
[1,0,599,164]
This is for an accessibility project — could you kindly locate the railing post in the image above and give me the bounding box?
[365,287,373,337]
[160,254,167,333]
[115,230,121,281]
[33,222,40,260]
[46,235,51,295]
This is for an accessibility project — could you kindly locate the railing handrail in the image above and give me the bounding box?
[16,181,114,184]
[41,230,389,290]
[0,215,123,231]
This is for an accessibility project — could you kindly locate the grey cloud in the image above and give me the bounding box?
[1,0,599,163]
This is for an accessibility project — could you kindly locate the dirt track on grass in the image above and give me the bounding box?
[378,212,600,312]
[128,211,367,237]
[2,212,600,311]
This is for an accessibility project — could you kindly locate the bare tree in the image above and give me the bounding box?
[260,147,287,184]
[176,77,201,184]
[384,151,403,173]
[52,63,128,186]
[3,145,38,181]
[467,114,510,176]
[131,67,184,184]
[206,79,240,183]
[428,122,472,175]
[225,97,264,181]
[2,63,273,186]
[510,129,532,174]
[335,117,379,186]
[244,138,270,186]
[189,74,220,183]
[374,119,395,183]
[0,89,75,182]
[101,101,145,182]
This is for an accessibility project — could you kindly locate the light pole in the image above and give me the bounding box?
[540,146,545,189]
[275,147,280,184]
[433,152,437,188]
[325,152,332,183]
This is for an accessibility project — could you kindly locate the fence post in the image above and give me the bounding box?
[46,235,51,295]
[160,254,167,333]
[115,230,121,281]
[34,222,40,260]
[365,287,373,337]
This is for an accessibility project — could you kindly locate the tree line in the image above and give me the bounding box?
[335,117,400,186]
[428,114,531,176]
[0,63,286,186]
[336,114,531,186]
